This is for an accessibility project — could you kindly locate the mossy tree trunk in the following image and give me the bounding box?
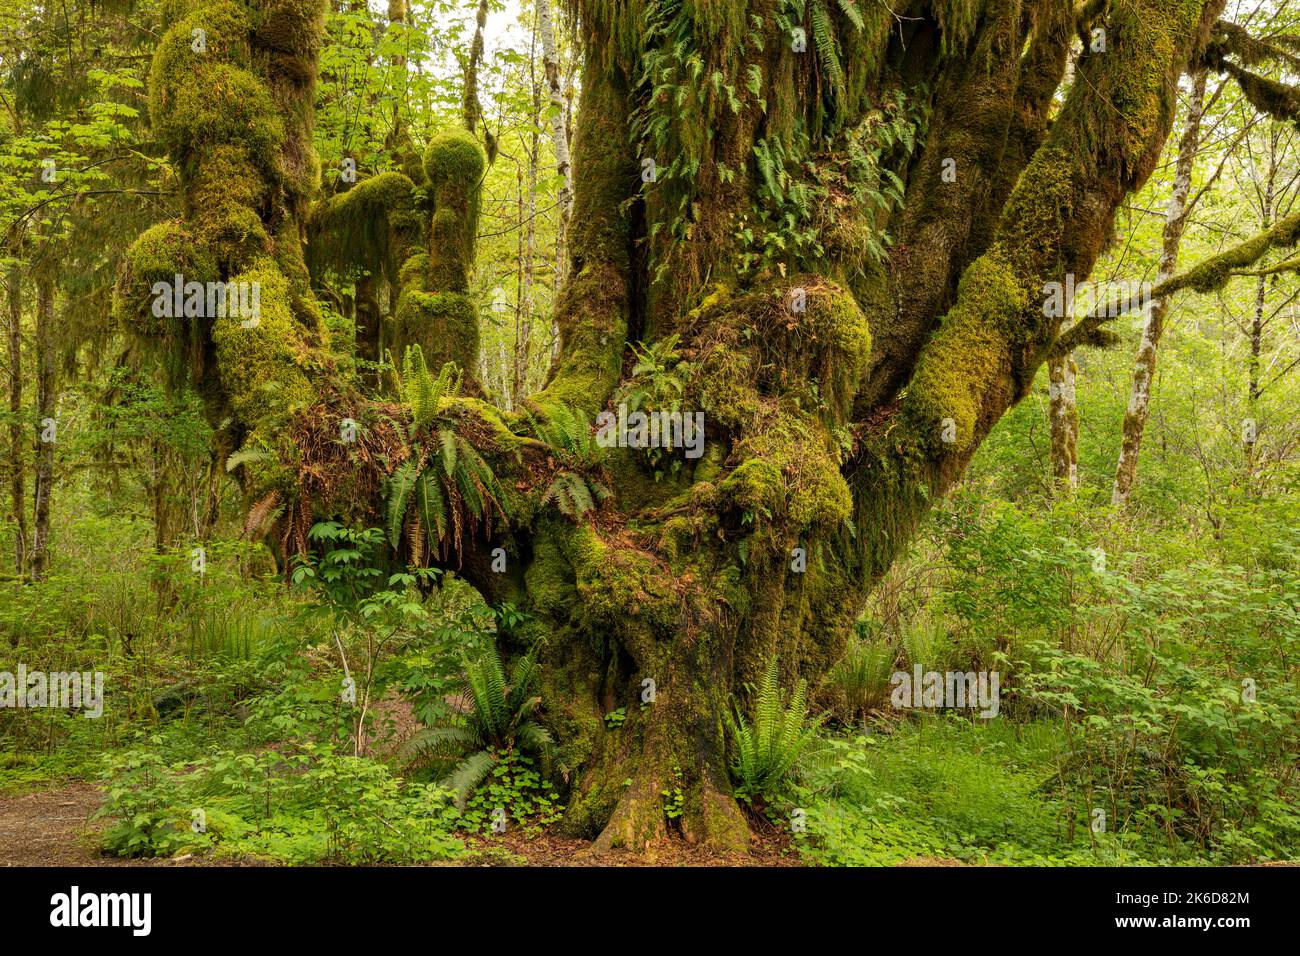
[117,0,1277,851]
[491,0,1227,851]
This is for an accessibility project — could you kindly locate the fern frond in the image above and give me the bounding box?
[835,0,865,31]
[399,725,477,766]
[514,721,553,754]
[810,2,845,99]
[439,426,458,478]
[414,469,447,544]
[447,750,497,809]
[226,446,269,473]
[386,460,420,548]
[244,490,281,538]
[406,511,425,561]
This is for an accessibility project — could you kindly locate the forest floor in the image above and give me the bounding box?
[0,781,814,867]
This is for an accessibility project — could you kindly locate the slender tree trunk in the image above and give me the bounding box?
[1048,353,1079,492]
[30,272,55,582]
[537,0,572,279]
[1112,69,1208,507]
[463,0,490,141]
[1245,126,1278,471]
[6,262,26,578]
[512,49,540,407]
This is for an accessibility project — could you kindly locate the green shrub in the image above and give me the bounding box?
[400,642,553,809]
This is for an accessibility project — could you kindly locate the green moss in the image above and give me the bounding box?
[1160,207,1300,296]
[904,250,1024,454]
[390,289,479,374]
[114,220,218,335]
[533,261,627,417]
[398,253,429,288]
[996,145,1075,276]
[423,129,485,291]
[149,5,285,172]
[524,531,577,620]
[211,258,317,428]
[306,171,418,283]
[718,458,785,522]
[254,0,327,57]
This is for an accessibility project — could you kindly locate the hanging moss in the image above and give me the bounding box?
[305,170,418,285]
[112,219,220,387]
[1221,63,1300,127]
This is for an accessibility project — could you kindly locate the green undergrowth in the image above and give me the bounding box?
[796,717,1206,866]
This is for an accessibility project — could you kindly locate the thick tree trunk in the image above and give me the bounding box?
[1112,69,1208,507]
[116,0,1230,853]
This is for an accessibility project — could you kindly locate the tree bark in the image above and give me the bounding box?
[463,0,490,146]
[1112,69,1208,507]
[1244,125,1279,472]
[1049,353,1079,492]
[536,0,572,278]
[30,272,55,582]
[6,261,26,578]
[511,49,540,408]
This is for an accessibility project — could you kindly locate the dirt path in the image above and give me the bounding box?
[0,782,151,867]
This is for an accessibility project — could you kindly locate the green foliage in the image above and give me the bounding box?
[739,92,922,277]
[776,0,866,105]
[384,348,505,559]
[726,657,825,802]
[96,742,464,864]
[394,344,461,435]
[826,625,896,722]
[612,334,697,479]
[401,642,553,811]
[797,720,1134,866]
[460,749,562,836]
[528,404,612,518]
[661,764,685,822]
[1019,641,1300,861]
[623,333,690,411]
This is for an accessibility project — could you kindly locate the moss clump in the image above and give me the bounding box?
[306,171,418,286]
[718,458,785,520]
[254,0,327,58]
[903,251,1024,454]
[1159,207,1300,296]
[149,6,282,170]
[424,129,486,291]
[390,289,479,375]
[211,259,316,428]
[114,220,218,335]
[720,409,852,537]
